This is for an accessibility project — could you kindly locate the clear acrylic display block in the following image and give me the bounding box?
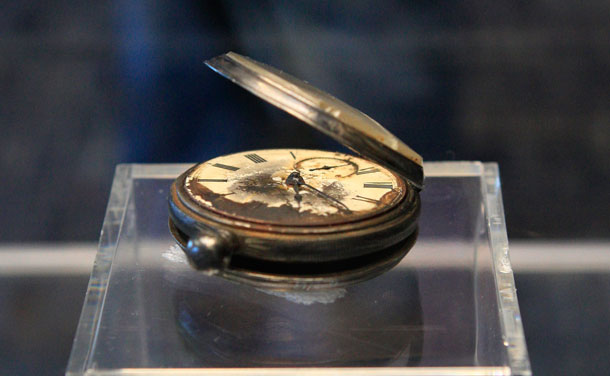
[67,162,530,376]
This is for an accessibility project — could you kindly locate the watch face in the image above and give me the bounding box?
[183,149,406,226]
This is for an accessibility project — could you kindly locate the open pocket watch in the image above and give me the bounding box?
[169,52,423,290]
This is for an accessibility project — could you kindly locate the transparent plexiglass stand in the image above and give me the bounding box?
[67,162,531,376]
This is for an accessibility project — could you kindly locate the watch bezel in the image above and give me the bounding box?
[168,156,420,263]
[177,149,409,230]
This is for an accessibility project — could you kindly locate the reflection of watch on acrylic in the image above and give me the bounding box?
[169,52,424,290]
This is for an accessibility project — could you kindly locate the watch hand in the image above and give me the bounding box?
[292,181,303,204]
[309,163,350,171]
[301,182,351,213]
[285,172,351,213]
[285,171,304,204]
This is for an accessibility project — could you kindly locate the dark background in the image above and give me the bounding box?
[1,1,609,242]
[0,1,609,375]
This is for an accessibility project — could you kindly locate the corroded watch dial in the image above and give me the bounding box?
[183,149,406,226]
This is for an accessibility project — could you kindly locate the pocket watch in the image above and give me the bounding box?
[169,52,424,290]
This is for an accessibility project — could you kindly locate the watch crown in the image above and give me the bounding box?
[185,231,236,272]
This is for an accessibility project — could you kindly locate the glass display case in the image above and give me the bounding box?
[66,162,530,375]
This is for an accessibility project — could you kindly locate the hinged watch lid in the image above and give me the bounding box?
[205,51,424,190]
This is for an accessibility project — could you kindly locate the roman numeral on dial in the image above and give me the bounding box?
[356,167,379,175]
[212,163,239,171]
[244,153,266,163]
[351,195,380,204]
[198,178,228,183]
[364,182,393,189]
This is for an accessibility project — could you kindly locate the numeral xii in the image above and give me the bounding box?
[244,153,266,163]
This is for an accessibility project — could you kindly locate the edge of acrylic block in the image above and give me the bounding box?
[482,163,531,376]
[66,164,134,376]
[66,162,531,376]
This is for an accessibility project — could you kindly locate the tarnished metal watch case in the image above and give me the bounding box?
[168,52,424,289]
[169,159,419,290]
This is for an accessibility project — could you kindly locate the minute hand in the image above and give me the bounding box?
[286,172,351,213]
[300,181,351,213]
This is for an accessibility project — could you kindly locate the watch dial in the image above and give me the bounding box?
[184,149,406,226]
